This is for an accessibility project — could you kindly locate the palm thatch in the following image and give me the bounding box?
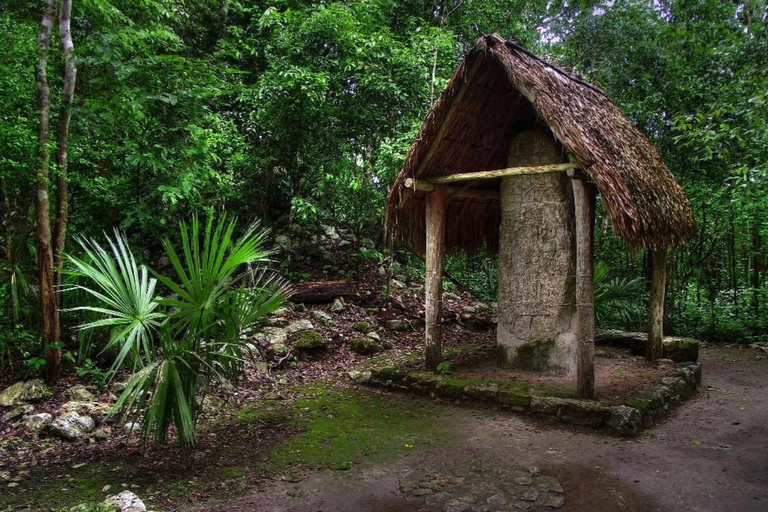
[386,34,695,255]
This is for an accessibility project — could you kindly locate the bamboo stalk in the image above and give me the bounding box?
[405,178,500,200]
[427,163,577,184]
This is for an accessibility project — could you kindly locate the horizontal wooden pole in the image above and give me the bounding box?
[405,178,500,200]
[428,163,578,184]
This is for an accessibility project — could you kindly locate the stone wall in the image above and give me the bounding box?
[497,128,577,375]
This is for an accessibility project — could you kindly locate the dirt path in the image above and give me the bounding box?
[198,346,768,512]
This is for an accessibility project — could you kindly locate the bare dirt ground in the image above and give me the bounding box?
[197,345,768,512]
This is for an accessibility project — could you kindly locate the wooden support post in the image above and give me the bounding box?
[647,248,667,361]
[425,186,446,371]
[573,177,596,399]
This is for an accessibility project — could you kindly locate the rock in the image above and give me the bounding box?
[109,378,130,395]
[285,319,314,333]
[274,234,291,252]
[348,337,383,355]
[443,499,472,512]
[93,426,113,441]
[347,370,372,384]
[310,310,333,326]
[391,279,407,289]
[607,405,642,436]
[103,490,147,511]
[321,224,340,240]
[22,413,53,433]
[387,319,409,331]
[200,395,225,416]
[330,298,345,313]
[63,384,95,402]
[464,383,499,401]
[366,331,381,342]
[290,330,327,351]
[272,343,290,357]
[254,327,288,346]
[353,321,373,334]
[663,337,699,363]
[254,362,269,373]
[59,401,113,419]
[0,379,51,406]
[123,422,141,433]
[499,389,532,407]
[50,412,96,440]
[4,404,34,421]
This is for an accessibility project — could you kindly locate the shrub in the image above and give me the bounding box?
[66,214,289,446]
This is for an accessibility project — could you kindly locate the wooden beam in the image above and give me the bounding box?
[573,177,596,399]
[647,248,667,361]
[405,178,500,200]
[428,163,578,184]
[425,186,446,371]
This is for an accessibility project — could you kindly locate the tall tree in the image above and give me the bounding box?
[54,0,76,290]
[35,0,59,382]
[33,0,77,382]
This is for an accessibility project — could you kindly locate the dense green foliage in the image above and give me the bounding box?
[1,0,767,375]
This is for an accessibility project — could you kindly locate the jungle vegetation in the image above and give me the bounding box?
[1,0,766,387]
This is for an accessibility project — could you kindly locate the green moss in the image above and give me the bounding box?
[291,330,327,351]
[435,377,473,398]
[499,385,533,407]
[348,336,382,355]
[626,398,652,412]
[235,405,289,425]
[353,321,373,334]
[265,385,451,472]
[216,466,248,479]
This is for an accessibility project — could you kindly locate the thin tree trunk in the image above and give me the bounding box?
[53,0,76,293]
[35,0,61,383]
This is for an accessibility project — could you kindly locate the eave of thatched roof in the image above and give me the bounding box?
[386,34,696,255]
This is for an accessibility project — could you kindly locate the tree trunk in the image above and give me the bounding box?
[53,0,76,293]
[425,186,446,371]
[289,280,354,303]
[647,248,667,362]
[572,177,595,398]
[35,0,61,383]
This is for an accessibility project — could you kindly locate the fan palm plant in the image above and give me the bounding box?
[593,262,647,329]
[66,215,289,446]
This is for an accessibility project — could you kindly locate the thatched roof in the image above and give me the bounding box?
[386,34,695,254]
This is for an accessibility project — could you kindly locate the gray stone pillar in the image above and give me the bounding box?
[497,128,577,375]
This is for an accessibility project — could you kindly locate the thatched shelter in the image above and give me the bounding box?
[385,34,695,398]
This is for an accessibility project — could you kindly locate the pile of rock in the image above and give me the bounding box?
[69,490,154,512]
[272,222,370,277]
[0,380,130,444]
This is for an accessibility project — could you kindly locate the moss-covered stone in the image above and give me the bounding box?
[348,336,382,355]
[353,321,373,334]
[291,330,327,351]
[663,337,699,363]
[435,377,472,398]
[464,382,500,401]
[499,388,532,407]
